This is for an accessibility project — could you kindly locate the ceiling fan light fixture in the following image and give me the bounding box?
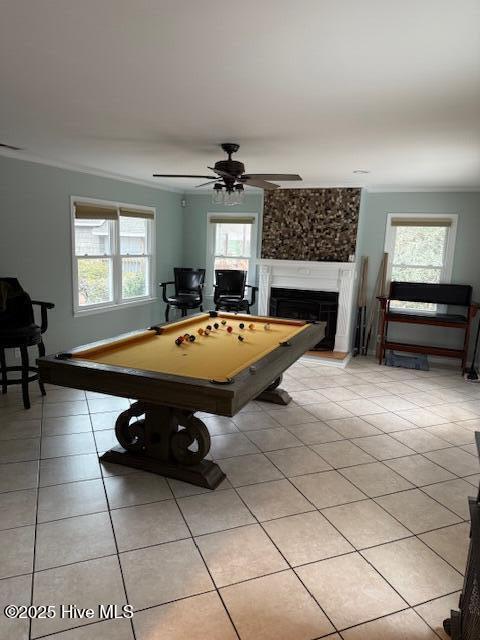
[211,182,244,206]
[235,183,245,203]
[212,183,224,205]
[224,188,237,206]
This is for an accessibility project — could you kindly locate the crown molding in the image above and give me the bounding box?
[0,149,185,194]
[181,184,364,194]
[175,183,480,196]
[365,186,480,193]
[2,150,479,194]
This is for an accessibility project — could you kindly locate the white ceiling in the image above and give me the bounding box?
[1,0,479,191]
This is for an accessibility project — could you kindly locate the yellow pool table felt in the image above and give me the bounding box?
[73,313,309,381]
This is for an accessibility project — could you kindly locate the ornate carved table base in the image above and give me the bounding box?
[100,376,291,489]
[255,375,291,406]
[100,401,226,489]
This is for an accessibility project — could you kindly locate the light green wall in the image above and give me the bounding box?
[0,155,184,353]
[356,190,480,350]
[182,192,264,268]
[182,192,264,309]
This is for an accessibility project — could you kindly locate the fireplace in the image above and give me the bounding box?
[257,259,356,354]
[270,288,338,351]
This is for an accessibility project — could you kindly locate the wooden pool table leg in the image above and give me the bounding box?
[256,375,292,406]
[100,401,226,489]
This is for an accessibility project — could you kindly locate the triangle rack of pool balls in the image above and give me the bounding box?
[174,320,271,346]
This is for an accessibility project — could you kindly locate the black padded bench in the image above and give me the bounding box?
[377,282,478,370]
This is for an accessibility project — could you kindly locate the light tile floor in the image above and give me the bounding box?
[0,356,479,639]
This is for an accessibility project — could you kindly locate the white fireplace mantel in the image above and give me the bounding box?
[257,258,357,353]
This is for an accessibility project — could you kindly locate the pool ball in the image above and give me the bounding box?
[226,326,233,333]
[213,323,219,330]
[239,323,245,329]
[206,325,212,331]
[264,323,270,331]
[204,329,210,336]
[238,335,244,342]
[198,328,204,335]
[189,335,196,342]
[221,319,227,325]
[175,337,183,346]
[184,333,190,340]
[248,323,255,330]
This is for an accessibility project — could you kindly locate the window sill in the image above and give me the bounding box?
[74,296,158,318]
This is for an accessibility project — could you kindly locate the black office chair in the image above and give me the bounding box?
[160,268,205,322]
[214,270,258,314]
[0,278,54,409]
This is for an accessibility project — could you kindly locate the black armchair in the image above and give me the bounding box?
[0,278,55,409]
[160,268,206,322]
[213,269,258,314]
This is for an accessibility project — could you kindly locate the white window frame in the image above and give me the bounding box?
[384,212,458,312]
[206,211,258,295]
[71,196,156,316]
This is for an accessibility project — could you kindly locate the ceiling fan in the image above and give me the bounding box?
[153,143,302,205]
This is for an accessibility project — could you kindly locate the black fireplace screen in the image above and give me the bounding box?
[269,287,338,351]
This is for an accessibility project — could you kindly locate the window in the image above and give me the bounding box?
[214,221,252,272]
[206,214,257,290]
[384,214,457,311]
[72,199,155,314]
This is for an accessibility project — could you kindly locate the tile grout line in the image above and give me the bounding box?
[225,459,347,635]
[165,480,242,640]
[28,394,45,640]
[260,441,466,623]
[2,505,472,584]
[88,410,138,640]
[183,401,347,634]
[252,457,416,628]
[5,475,474,576]
[25,579,462,640]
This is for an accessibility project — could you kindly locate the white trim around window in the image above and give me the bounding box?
[205,210,259,296]
[71,196,157,316]
[384,212,458,284]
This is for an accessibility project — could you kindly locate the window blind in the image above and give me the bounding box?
[119,207,155,220]
[74,203,118,220]
[209,216,255,224]
[390,217,452,227]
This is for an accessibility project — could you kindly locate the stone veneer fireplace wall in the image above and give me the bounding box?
[261,188,361,262]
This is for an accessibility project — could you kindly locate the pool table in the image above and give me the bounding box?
[39,311,325,488]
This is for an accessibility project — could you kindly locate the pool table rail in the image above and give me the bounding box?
[39,314,326,417]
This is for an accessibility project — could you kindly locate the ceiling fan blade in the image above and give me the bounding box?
[242,174,302,181]
[152,174,218,179]
[208,166,236,180]
[195,180,219,188]
[0,142,22,151]
[244,178,280,190]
